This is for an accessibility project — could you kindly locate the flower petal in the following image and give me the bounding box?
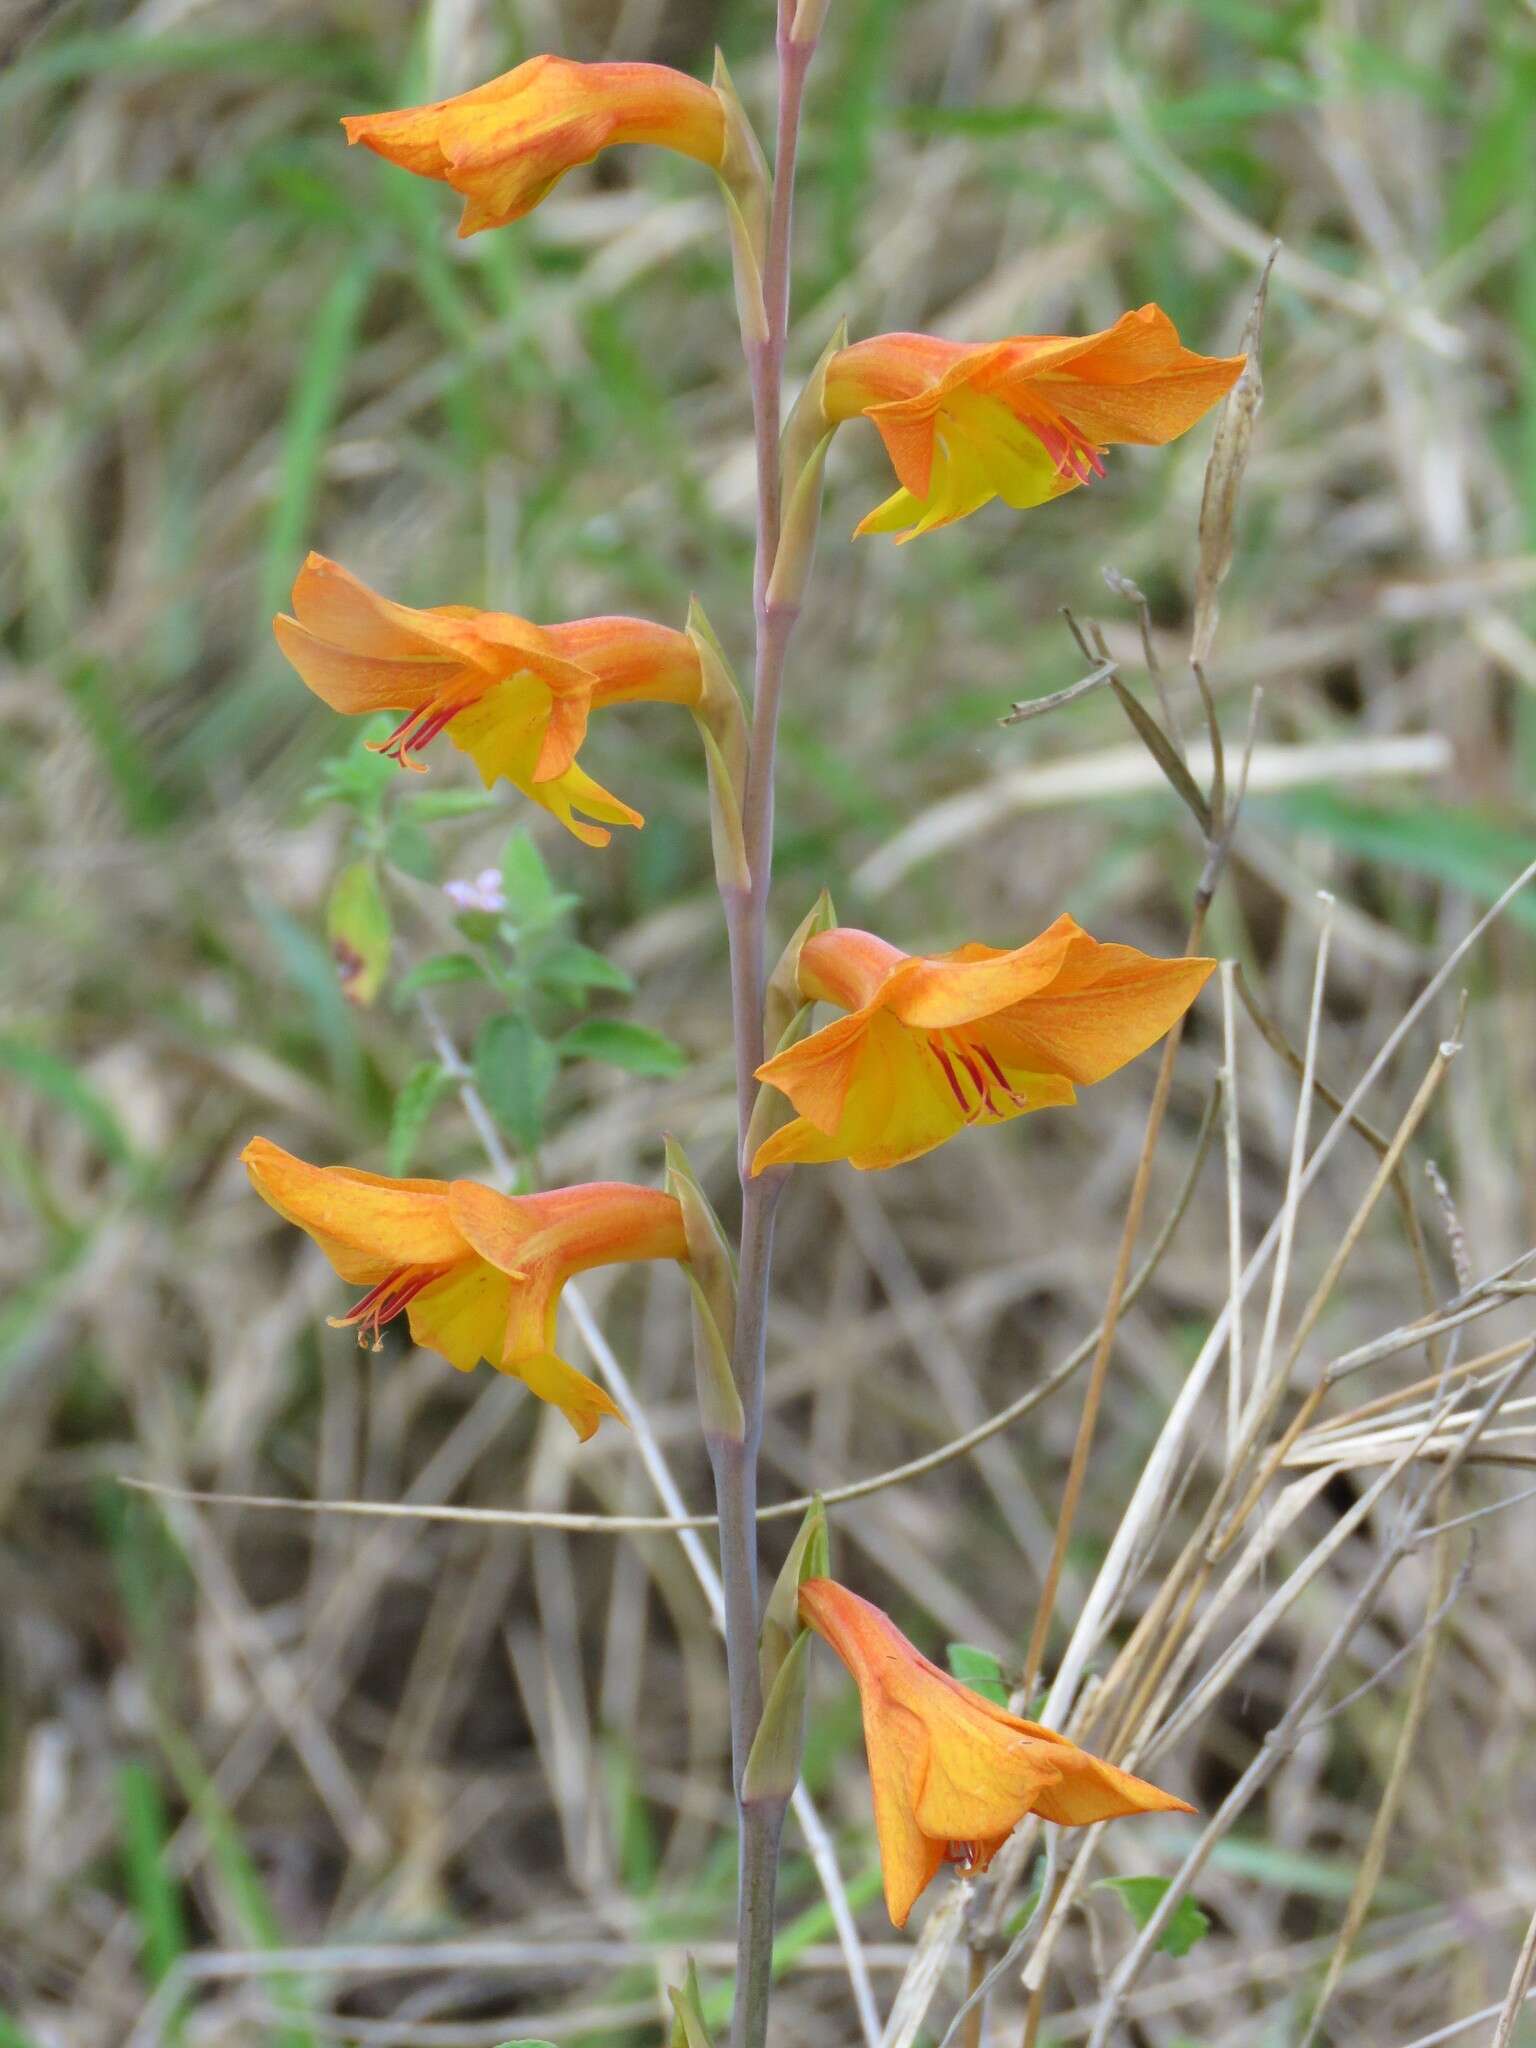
[273,615,458,717]
[879,916,1086,1030]
[404,1259,513,1374]
[242,1138,467,1282]
[1030,1748,1195,1827]
[511,1349,628,1441]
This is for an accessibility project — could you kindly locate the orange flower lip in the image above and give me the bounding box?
[342,56,729,237]
[820,306,1245,542]
[751,916,1215,1174]
[799,1578,1194,1927]
[242,1137,689,1440]
[272,554,704,846]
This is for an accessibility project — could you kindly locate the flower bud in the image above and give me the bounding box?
[685,599,752,893]
[668,1958,716,2048]
[741,1628,811,1806]
[712,51,770,346]
[664,1136,743,1444]
[760,1494,829,1695]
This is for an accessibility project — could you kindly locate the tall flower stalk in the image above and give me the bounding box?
[253,11,1244,2043]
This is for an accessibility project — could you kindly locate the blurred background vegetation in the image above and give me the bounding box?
[5,0,1536,2042]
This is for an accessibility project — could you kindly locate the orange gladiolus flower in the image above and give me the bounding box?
[342,56,728,237]
[821,305,1245,541]
[800,1579,1192,1927]
[752,915,1214,1173]
[242,1138,688,1441]
[274,554,705,847]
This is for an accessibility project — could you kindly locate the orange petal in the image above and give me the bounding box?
[545,616,705,709]
[994,305,1245,447]
[273,615,457,717]
[796,928,907,1013]
[985,933,1216,1085]
[754,1011,872,1134]
[877,916,1084,1030]
[1031,1748,1194,1828]
[288,554,487,660]
[242,1137,469,1281]
[344,57,726,237]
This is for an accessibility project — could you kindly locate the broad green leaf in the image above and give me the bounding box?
[535,942,635,998]
[500,829,563,929]
[306,724,398,816]
[383,818,438,882]
[326,862,391,1007]
[946,1642,1010,1707]
[388,1062,449,1177]
[561,1018,688,1077]
[393,953,490,1002]
[474,1015,558,1154]
[1095,1875,1210,1958]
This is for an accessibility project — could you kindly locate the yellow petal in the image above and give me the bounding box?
[403,1259,513,1374]
[512,1349,627,1441]
[445,681,644,845]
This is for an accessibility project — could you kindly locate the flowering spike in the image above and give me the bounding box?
[242,1139,688,1440]
[823,306,1245,542]
[752,916,1215,1172]
[800,1578,1193,1927]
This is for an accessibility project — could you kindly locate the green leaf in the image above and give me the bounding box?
[535,942,635,998]
[500,829,564,930]
[407,788,499,823]
[383,818,438,882]
[116,1763,188,1999]
[492,2040,559,2047]
[561,1018,688,1077]
[1095,1876,1211,1958]
[388,1062,450,1177]
[326,861,391,1007]
[306,728,396,815]
[946,1642,1010,1707]
[392,953,490,1002]
[474,1015,558,1154]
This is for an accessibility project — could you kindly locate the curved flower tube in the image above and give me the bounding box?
[821,304,1245,542]
[243,1138,688,1441]
[800,1578,1192,1927]
[342,56,730,237]
[752,914,1215,1173]
[274,554,705,847]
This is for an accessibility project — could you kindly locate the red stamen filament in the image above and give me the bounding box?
[1018,394,1106,487]
[947,1840,981,1872]
[329,1266,442,1350]
[367,697,470,772]
[928,1032,1034,1124]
